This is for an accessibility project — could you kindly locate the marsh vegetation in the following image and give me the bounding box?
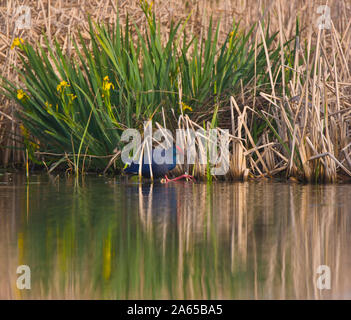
[1,1,351,182]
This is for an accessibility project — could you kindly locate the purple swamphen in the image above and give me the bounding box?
[123,145,194,182]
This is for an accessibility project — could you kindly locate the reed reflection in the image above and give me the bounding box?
[0,175,350,299]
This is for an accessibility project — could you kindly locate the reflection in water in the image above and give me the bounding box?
[0,174,350,299]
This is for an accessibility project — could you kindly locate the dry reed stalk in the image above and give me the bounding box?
[1,0,351,182]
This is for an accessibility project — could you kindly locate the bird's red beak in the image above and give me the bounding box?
[175,145,184,154]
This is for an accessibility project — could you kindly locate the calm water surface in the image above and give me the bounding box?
[0,173,350,299]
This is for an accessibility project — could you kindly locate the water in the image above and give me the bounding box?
[0,173,350,299]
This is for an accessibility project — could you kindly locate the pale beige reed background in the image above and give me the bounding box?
[1,1,351,183]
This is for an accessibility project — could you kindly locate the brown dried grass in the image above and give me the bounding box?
[1,0,351,182]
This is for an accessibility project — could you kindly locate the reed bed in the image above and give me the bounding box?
[1,0,351,182]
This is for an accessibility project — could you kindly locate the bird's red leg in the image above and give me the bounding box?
[163,174,195,183]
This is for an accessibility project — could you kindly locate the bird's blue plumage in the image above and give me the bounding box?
[124,146,177,178]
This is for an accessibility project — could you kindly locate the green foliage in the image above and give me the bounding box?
[1,6,285,171]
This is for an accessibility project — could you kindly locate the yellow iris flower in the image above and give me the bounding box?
[11,38,24,49]
[102,76,115,91]
[67,94,77,100]
[17,89,28,101]
[181,102,192,112]
[57,80,70,93]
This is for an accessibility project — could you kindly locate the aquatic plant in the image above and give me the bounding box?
[1,1,351,183]
[0,3,284,175]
